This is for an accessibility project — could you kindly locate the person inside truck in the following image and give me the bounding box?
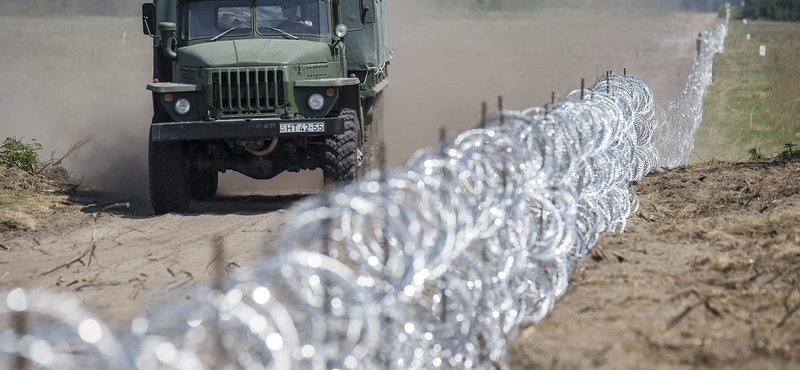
[277,0,315,31]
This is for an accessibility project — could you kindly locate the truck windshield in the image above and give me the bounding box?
[256,0,329,37]
[182,0,329,41]
[183,1,253,40]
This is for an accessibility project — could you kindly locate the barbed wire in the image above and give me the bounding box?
[0,4,729,370]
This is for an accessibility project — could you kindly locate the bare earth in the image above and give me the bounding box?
[510,156,800,369]
[4,4,797,369]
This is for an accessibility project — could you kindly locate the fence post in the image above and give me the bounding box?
[480,101,487,129]
[581,78,585,100]
[12,311,30,370]
[498,95,504,125]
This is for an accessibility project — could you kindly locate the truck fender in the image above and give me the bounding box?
[338,83,365,144]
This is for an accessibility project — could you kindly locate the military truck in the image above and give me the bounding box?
[141,0,393,214]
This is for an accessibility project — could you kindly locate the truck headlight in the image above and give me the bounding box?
[308,94,325,111]
[175,99,191,115]
[335,24,348,38]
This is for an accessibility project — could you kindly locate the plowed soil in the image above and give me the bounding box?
[511,155,800,369]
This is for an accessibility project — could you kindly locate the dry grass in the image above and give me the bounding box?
[771,40,800,131]
[0,192,58,230]
[0,166,79,231]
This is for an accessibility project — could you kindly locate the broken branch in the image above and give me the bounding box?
[52,136,92,167]
[667,300,704,330]
[40,203,129,276]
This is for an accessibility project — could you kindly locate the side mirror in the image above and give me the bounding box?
[142,3,156,36]
[159,22,178,61]
[360,0,374,24]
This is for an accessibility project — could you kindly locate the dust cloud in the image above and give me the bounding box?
[0,2,718,201]
[0,17,153,200]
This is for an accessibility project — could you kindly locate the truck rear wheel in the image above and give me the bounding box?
[191,171,218,200]
[323,109,361,184]
[149,137,191,215]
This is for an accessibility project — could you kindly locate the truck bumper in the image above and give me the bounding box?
[150,117,345,141]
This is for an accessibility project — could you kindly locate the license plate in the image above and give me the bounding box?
[280,122,325,133]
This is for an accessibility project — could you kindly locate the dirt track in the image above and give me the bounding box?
[5,4,795,370]
[0,185,304,330]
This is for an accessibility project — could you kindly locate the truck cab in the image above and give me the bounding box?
[141,0,393,214]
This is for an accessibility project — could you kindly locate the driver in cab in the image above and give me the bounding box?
[278,0,313,30]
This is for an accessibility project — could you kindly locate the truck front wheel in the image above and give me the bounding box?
[149,138,191,215]
[323,109,361,185]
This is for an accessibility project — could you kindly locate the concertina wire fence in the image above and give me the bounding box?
[0,5,729,370]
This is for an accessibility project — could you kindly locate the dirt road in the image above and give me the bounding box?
[4,4,780,369]
[0,189,301,331]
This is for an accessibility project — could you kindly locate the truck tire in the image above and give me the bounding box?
[149,136,191,215]
[191,171,218,200]
[323,109,361,183]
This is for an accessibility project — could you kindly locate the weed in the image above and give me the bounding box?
[778,142,798,161]
[748,146,764,161]
[0,136,42,173]
[784,142,796,155]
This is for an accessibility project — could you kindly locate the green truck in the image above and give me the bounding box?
[141,0,393,214]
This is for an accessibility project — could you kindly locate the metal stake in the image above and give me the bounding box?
[379,141,387,183]
[480,101,487,129]
[498,95,504,125]
[378,141,389,268]
[212,236,226,292]
[12,312,30,370]
[322,186,332,348]
[211,237,233,368]
[580,78,585,100]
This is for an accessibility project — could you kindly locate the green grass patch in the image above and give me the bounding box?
[695,15,800,161]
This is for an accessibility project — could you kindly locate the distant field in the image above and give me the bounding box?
[425,1,693,22]
[695,15,800,161]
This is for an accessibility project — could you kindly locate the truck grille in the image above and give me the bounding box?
[211,68,285,115]
[181,68,198,81]
[302,64,329,78]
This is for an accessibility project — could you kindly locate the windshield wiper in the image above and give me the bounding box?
[260,26,299,40]
[211,25,242,42]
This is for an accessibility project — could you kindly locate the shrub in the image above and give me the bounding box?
[742,0,800,21]
[0,137,42,173]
